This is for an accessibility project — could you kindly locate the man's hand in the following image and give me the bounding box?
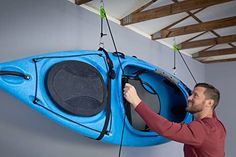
[123,83,141,109]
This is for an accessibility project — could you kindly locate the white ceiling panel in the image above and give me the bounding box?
[72,0,236,63]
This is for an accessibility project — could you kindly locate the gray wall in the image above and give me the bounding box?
[206,62,236,157]
[0,0,206,157]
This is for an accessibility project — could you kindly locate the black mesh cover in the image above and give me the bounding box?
[46,60,107,116]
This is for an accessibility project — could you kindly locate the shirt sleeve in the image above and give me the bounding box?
[135,101,207,146]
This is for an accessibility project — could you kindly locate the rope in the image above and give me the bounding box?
[99,1,126,156]
[177,49,198,84]
[103,9,126,157]
[99,1,124,75]
[118,115,126,157]
[172,41,197,84]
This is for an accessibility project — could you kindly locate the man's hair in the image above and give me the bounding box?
[194,83,220,109]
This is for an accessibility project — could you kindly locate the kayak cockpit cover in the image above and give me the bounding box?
[46,60,107,116]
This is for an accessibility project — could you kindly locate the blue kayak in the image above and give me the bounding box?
[0,49,192,146]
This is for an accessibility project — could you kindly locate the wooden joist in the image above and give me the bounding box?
[120,0,232,26]
[192,48,236,58]
[151,8,206,40]
[199,57,236,63]
[178,35,236,49]
[152,16,236,39]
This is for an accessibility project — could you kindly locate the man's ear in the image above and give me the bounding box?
[206,99,214,109]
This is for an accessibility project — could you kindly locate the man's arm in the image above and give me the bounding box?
[136,101,206,146]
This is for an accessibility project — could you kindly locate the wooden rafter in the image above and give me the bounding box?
[75,0,93,5]
[152,0,235,47]
[178,35,236,49]
[181,32,208,43]
[173,0,235,48]
[151,8,206,40]
[192,48,236,58]
[120,0,232,26]
[199,57,236,63]
[131,0,158,15]
[179,30,236,49]
[208,28,235,48]
[153,16,236,39]
[200,45,216,53]
[172,0,204,23]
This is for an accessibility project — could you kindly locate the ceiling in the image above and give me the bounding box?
[70,0,236,64]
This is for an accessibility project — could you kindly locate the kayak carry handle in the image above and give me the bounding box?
[0,70,30,80]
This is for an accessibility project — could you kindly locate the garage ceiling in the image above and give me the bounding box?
[71,0,236,63]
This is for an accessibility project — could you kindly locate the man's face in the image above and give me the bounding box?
[186,87,207,114]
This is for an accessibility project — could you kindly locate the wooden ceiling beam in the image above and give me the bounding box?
[171,0,204,23]
[198,57,236,63]
[75,0,93,5]
[192,48,236,58]
[172,0,235,48]
[120,0,232,26]
[152,0,209,40]
[209,26,235,48]
[178,34,236,49]
[151,8,206,40]
[153,16,236,39]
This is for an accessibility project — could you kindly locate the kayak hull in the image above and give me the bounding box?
[0,50,192,146]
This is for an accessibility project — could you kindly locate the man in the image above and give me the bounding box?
[123,83,226,157]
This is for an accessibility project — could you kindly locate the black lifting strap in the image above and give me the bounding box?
[98,47,116,79]
[96,47,116,140]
